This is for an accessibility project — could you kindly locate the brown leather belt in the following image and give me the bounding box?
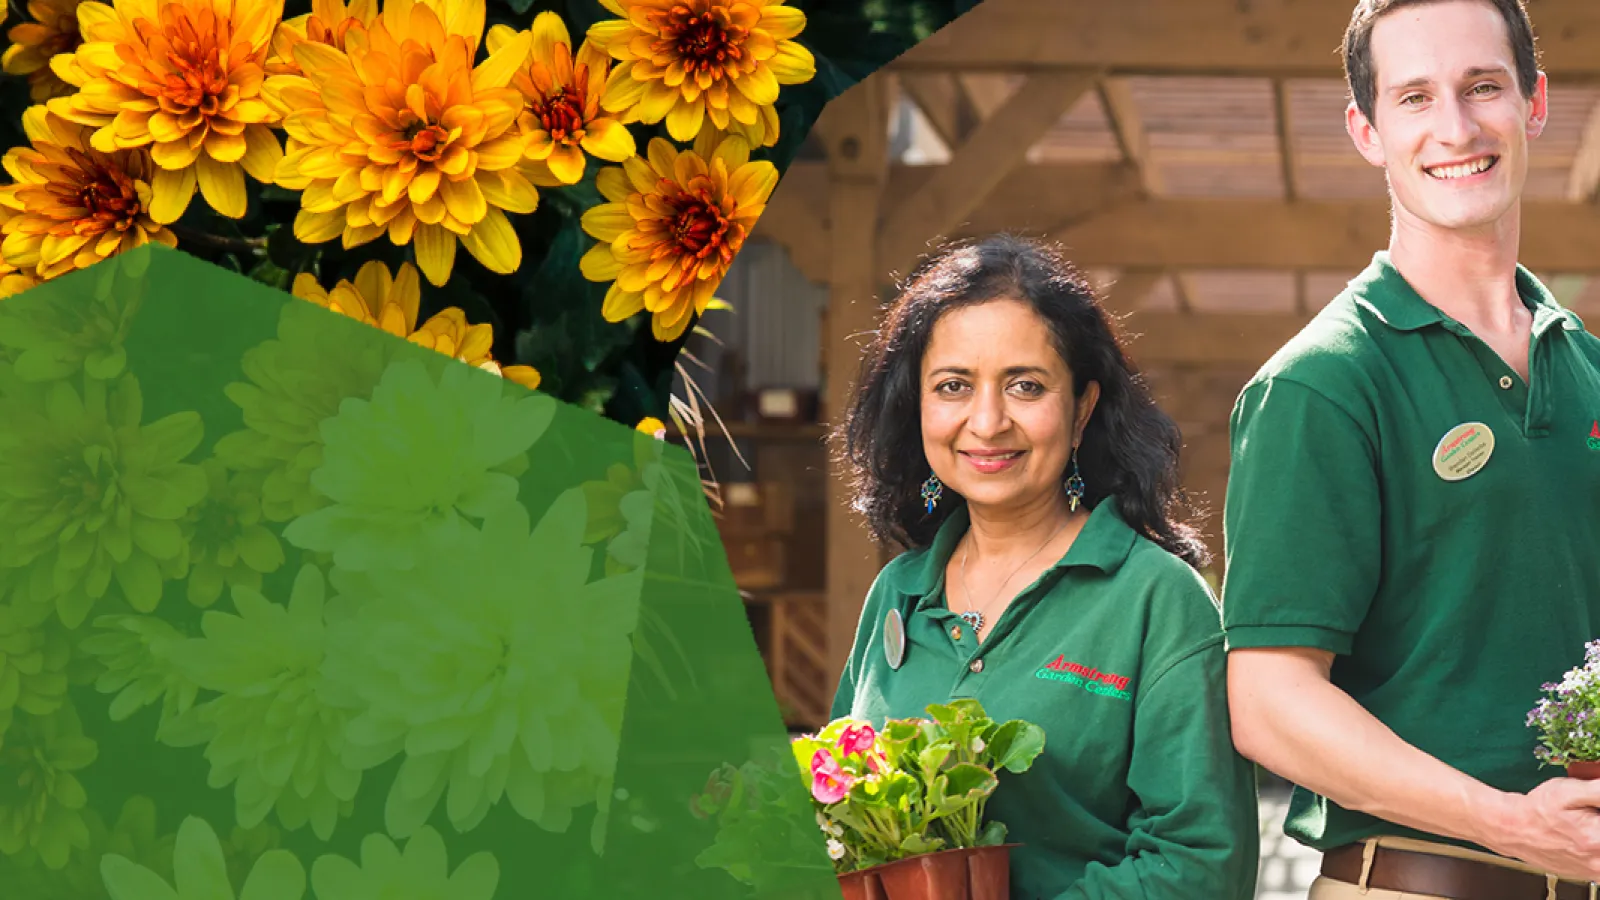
[1321,842,1594,900]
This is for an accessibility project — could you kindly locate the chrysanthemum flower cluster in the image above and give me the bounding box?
[0,0,813,348]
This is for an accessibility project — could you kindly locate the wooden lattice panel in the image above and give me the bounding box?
[769,593,830,730]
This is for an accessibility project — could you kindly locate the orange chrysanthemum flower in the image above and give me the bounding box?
[46,0,286,222]
[0,107,177,285]
[263,0,540,287]
[293,259,541,389]
[263,0,376,81]
[587,0,814,143]
[491,12,634,185]
[579,133,776,341]
[2,0,87,101]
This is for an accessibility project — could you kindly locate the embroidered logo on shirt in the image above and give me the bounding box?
[1034,654,1132,700]
[1589,420,1600,451]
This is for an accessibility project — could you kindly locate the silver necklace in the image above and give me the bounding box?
[957,519,1070,634]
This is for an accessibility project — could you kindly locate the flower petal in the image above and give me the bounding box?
[439,175,487,224]
[601,282,643,322]
[294,207,345,243]
[472,28,531,93]
[460,207,519,274]
[148,166,196,224]
[414,222,455,286]
[579,117,635,162]
[196,155,247,218]
[239,125,284,183]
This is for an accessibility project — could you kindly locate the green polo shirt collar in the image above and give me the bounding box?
[891,500,1139,609]
[1353,251,1583,336]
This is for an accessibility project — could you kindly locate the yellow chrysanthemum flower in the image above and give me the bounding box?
[262,0,377,82]
[587,0,814,143]
[46,0,286,222]
[579,133,776,341]
[0,107,177,286]
[264,0,541,287]
[292,259,541,389]
[2,0,87,101]
[636,416,665,438]
[488,13,634,185]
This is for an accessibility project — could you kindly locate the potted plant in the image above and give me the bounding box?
[691,699,1044,900]
[1528,639,1600,780]
[794,699,1045,900]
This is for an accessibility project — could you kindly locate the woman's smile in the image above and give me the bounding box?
[960,448,1026,474]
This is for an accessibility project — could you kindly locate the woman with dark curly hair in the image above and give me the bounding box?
[829,235,1259,899]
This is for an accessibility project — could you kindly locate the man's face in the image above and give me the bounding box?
[1347,0,1547,235]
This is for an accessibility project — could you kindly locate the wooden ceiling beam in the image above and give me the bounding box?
[1046,199,1600,271]
[897,73,973,152]
[757,161,1143,283]
[1098,76,1162,196]
[1273,78,1299,201]
[876,70,1103,278]
[1115,312,1310,366]
[890,0,1600,77]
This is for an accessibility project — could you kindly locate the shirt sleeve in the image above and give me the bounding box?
[1221,376,1383,654]
[1054,643,1261,900]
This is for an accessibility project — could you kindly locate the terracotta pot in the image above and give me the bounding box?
[1567,760,1600,780]
[965,845,1013,900]
[837,868,887,900]
[841,845,1015,900]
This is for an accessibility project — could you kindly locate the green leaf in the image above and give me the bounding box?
[976,819,1008,847]
[927,763,997,818]
[917,742,953,776]
[877,718,925,770]
[899,833,944,856]
[248,258,292,292]
[876,771,921,811]
[986,721,1047,774]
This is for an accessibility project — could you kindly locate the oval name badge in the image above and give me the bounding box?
[1432,422,1495,481]
[883,608,906,670]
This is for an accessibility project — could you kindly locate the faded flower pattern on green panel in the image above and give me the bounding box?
[0,246,835,899]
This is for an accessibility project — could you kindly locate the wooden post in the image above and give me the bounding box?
[820,77,891,685]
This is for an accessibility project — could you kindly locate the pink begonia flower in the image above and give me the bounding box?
[810,750,854,804]
[837,723,876,757]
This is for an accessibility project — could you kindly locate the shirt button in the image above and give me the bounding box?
[969,659,984,674]
[1499,375,1513,390]
[950,625,962,641]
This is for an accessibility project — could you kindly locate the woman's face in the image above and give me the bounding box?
[919,298,1099,516]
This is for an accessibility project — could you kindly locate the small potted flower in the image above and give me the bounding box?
[1528,639,1600,779]
[793,699,1045,900]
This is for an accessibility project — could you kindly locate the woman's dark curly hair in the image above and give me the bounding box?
[833,234,1209,569]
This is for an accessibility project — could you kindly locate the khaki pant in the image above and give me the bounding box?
[1308,836,1598,900]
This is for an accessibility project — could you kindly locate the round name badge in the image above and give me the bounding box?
[883,608,906,670]
[1432,422,1495,481]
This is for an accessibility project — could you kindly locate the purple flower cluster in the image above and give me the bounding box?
[1528,640,1600,767]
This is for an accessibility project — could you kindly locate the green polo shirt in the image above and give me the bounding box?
[1222,252,1600,853]
[832,500,1259,900]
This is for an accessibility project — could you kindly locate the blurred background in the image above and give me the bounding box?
[666,2,1600,896]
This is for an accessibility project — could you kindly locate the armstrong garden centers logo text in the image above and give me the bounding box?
[1035,655,1133,701]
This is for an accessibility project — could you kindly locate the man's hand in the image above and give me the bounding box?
[1484,777,1600,881]
[1229,647,1600,879]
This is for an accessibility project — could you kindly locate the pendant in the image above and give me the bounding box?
[959,610,984,631]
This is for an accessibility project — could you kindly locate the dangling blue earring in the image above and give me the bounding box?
[1065,447,1085,512]
[920,473,943,513]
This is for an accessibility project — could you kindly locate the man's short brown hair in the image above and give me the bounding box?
[1343,0,1539,124]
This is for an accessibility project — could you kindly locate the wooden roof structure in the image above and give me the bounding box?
[745,0,1600,675]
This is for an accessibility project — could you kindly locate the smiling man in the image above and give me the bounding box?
[1221,0,1600,897]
